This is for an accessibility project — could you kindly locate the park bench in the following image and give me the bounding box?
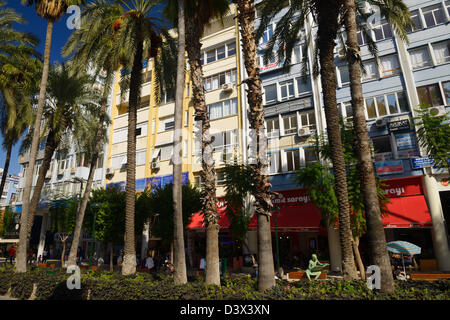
[288,271,327,280]
[410,273,450,281]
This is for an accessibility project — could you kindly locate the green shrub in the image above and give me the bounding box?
[0,269,449,300]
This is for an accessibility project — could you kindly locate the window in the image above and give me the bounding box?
[111,153,126,169]
[283,114,298,135]
[304,147,318,165]
[96,154,104,169]
[136,149,146,166]
[264,84,278,104]
[293,44,307,64]
[211,130,237,151]
[338,65,350,85]
[280,80,295,101]
[160,116,174,131]
[258,52,277,72]
[299,111,316,130]
[372,136,392,154]
[184,110,189,126]
[341,102,353,119]
[159,145,173,161]
[407,10,423,32]
[380,55,401,77]
[162,89,175,104]
[204,69,237,91]
[266,117,280,137]
[361,60,378,81]
[357,30,369,46]
[269,152,282,174]
[261,24,274,45]
[227,42,236,56]
[365,91,409,119]
[432,41,450,64]
[296,76,312,94]
[285,149,300,172]
[372,20,393,41]
[216,171,226,186]
[201,42,236,65]
[409,47,432,69]
[417,84,444,107]
[443,81,450,105]
[142,70,152,84]
[422,4,446,28]
[208,98,238,120]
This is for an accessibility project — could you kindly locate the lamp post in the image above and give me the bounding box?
[273,206,280,271]
[89,203,100,269]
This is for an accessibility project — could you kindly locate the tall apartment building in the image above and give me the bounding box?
[103,0,450,271]
[13,71,112,261]
[0,169,19,208]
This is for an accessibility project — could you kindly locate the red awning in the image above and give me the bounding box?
[187,201,230,231]
[382,195,432,228]
[248,202,322,232]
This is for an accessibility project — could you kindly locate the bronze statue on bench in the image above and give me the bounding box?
[306,254,329,281]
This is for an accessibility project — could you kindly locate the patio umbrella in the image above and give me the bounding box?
[387,241,421,255]
[387,241,421,277]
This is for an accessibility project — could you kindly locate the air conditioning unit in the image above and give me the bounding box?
[297,127,311,137]
[151,161,160,170]
[222,83,233,92]
[337,48,346,59]
[375,118,388,128]
[106,167,115,176]
[360,1,372,14]
[428,105,446,118]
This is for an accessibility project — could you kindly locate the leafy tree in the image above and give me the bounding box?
[222,160,256,256]
[414,105,450,175]
[49,197,77,266]
[84,187,126,272]
[0,206,15,237]
[148,183,202,249]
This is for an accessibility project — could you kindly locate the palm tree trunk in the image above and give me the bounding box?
[185,16,220,285]
[0,143,13,204]
[316,1,358,280]
[235,0,275,291]
[172,0,187,285]
[343,0,394,292]
[67,76,110,267]
[26,130,58,237]
[61,239,66,267]
[122,34,143,276]
[109,242,114,272]
[16,20,54,273]
[352,236,365,280]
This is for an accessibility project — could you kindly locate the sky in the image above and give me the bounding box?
[1,1,75,175]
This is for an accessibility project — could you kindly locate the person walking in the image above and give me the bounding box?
[27,248,34,265]
[8,246,16,264]
[145,251,154,273]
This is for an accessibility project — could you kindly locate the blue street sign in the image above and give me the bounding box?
[411,156,435,169]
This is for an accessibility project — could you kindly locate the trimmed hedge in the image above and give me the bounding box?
[0,270,449,300]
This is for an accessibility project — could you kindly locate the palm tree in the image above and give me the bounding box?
[22,63,101,247]
[72,0,175,275]
[342,0,412,292]
[17,0,85,273]
[163,0,188,284]
[62,1,123,268]
[233,0,278,291]
[255,0,359,280]
[0,44,42,206]
[181,0,229,286]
